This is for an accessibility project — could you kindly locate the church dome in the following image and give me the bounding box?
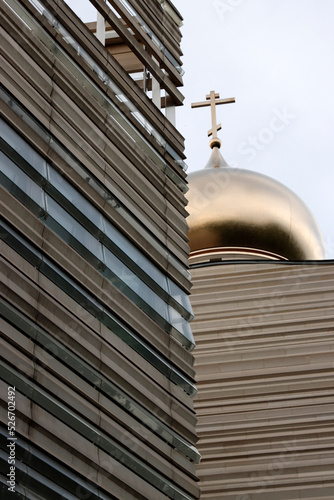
[186,147,325,260]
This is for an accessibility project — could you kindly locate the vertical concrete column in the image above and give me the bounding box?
[152,57,161,109]
[165,95,176,125]
[96,3,106,46]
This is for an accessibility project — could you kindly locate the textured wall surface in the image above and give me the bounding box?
[190,261,334,500]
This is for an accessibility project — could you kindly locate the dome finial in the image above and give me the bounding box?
[191,90,235,149]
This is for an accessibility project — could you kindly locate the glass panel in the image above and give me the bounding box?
[0,118,47,176]
[0,151,45,209]
[104,248,169,321]
[46,195,103,261]
[103,218,167,289]
[48,167,104,230]
[1,219,44,259]
[167,278,194,318]
[168,306,193,341]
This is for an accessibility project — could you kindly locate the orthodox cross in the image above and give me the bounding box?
[191,90,235,147]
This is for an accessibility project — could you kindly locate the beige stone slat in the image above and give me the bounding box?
[199,433,334,456]
[196,340,334,363]
[196,386,334,408]
[192,323,334,348]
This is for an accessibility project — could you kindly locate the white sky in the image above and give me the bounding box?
[66,0,334,258]
[173,0,334,258]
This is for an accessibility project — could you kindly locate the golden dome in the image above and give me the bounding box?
[186,147,325,260]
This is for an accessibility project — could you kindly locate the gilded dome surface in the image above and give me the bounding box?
[186,148,325,260]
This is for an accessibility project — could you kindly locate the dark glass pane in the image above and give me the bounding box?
[0,151,45,209]
[0,118,47,176]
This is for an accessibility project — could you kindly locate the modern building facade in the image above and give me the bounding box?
[186,97,334,499]
[0,1,201,498]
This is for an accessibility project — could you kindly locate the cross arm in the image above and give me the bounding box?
[191,97,235,109]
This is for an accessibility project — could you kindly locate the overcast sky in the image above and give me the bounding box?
[67,0,334,258]
[173,0,334,258]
